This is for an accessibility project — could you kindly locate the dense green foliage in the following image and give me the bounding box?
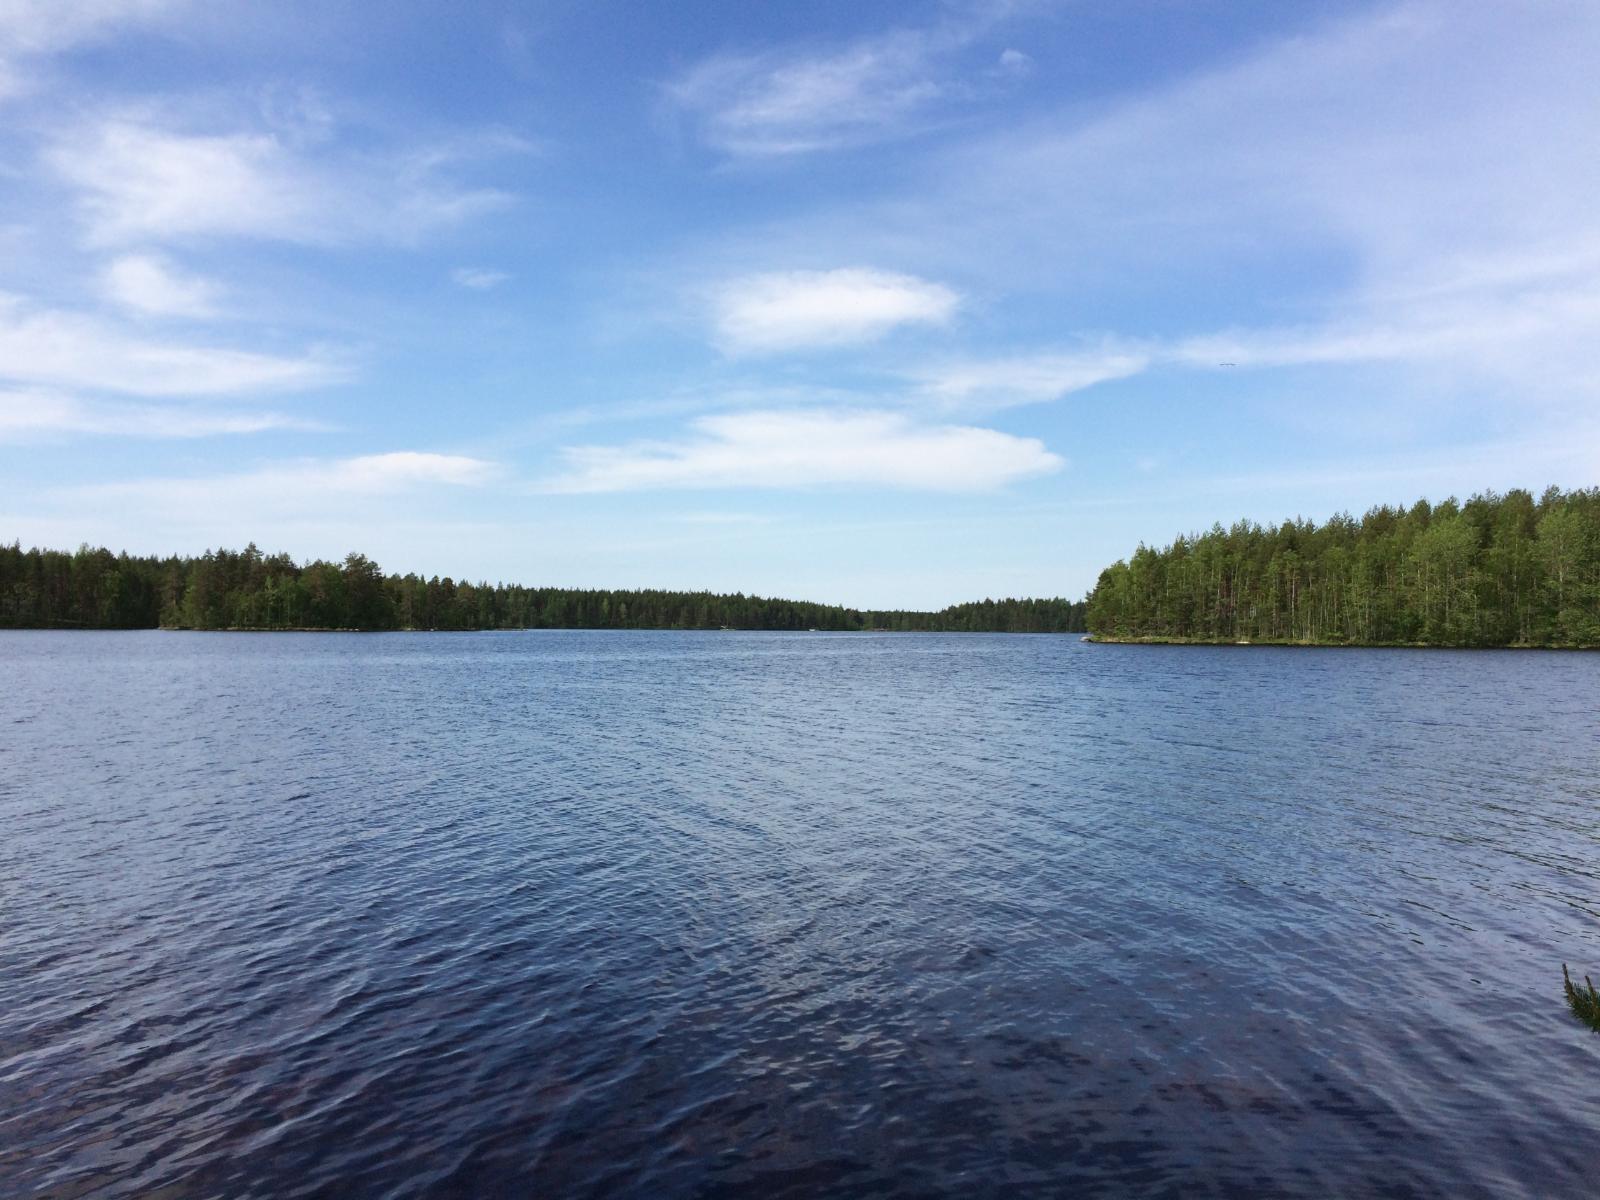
[1086,487,1600,647]
[1564,965,1600,1033]
[0,542,1085,633]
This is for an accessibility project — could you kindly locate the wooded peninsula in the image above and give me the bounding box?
[0,542,1085,634]
[1085,486,1599,647]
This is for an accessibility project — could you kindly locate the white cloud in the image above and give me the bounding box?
[1171,270,1600,395]
[51,121,322,245]
[712,268,958,354]
[0,0,178,52]
[0,390,318,440]
[48,118,516,247]
[28,452,499,568]
[912,350,1150,408]
[322,452,496,490]
[452,266,511,289]
[544,409,1061,493]
[670,41,942,158]
[0,0,181,99]
[664,10,1024,157]
[699,3,1600,409]
[102,252,220,317]
[0,293,345,396]
[996,48,1033,76]
[906,268,1600,402]
[57,452,498,521]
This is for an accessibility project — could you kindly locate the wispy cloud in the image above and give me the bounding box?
[995,48,1033,77]
[664,8,1027,157]
[711,268,958,354]
[695,3,1600,410]
[1169,269,1600,397]
[311,451,497,490]
[25,451,499,566]
[544,409,1060,493]
[0,0,183,99]
[0,294,345,396]
[0,0,180,53]
[0,390,319,441]
[902,265,1600,404]
[910,349,1150,409]
[60,451,498,515]
[48,116,518,247]
[915,250,1600,400]
[101,252,220,317]
[452,266,511,290]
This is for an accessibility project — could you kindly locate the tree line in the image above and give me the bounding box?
[0,542,1086,633]
[1085,486,1600,647]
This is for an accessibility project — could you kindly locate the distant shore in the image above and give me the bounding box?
[1,625,1082,635]
[1083,635,1597,650]
[153,625,1079,635]
[2,542,1086,635]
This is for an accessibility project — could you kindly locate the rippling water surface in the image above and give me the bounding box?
[3,631,1598,1197]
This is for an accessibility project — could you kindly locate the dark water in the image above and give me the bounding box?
[3,632,1598,1198]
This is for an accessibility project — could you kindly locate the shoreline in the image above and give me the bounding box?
[0,625,1085,636]
[1083,635,1598,651]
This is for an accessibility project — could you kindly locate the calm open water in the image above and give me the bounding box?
[2,631,1597,1198]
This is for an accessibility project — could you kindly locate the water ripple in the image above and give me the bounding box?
[1,632,1597,1197]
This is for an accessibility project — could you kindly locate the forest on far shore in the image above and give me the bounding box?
[0,542,1086,634]
[10,484,1597,644]
[1085,486,1600,647]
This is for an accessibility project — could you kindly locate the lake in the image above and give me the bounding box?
[2,631,1597,1197]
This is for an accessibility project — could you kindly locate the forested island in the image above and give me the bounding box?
[0,542,1086,633]
[1085,486,1600,647]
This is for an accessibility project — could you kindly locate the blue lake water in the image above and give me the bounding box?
[2,630,1597,1197]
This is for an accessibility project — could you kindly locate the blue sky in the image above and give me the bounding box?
[2,1,1597,607]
